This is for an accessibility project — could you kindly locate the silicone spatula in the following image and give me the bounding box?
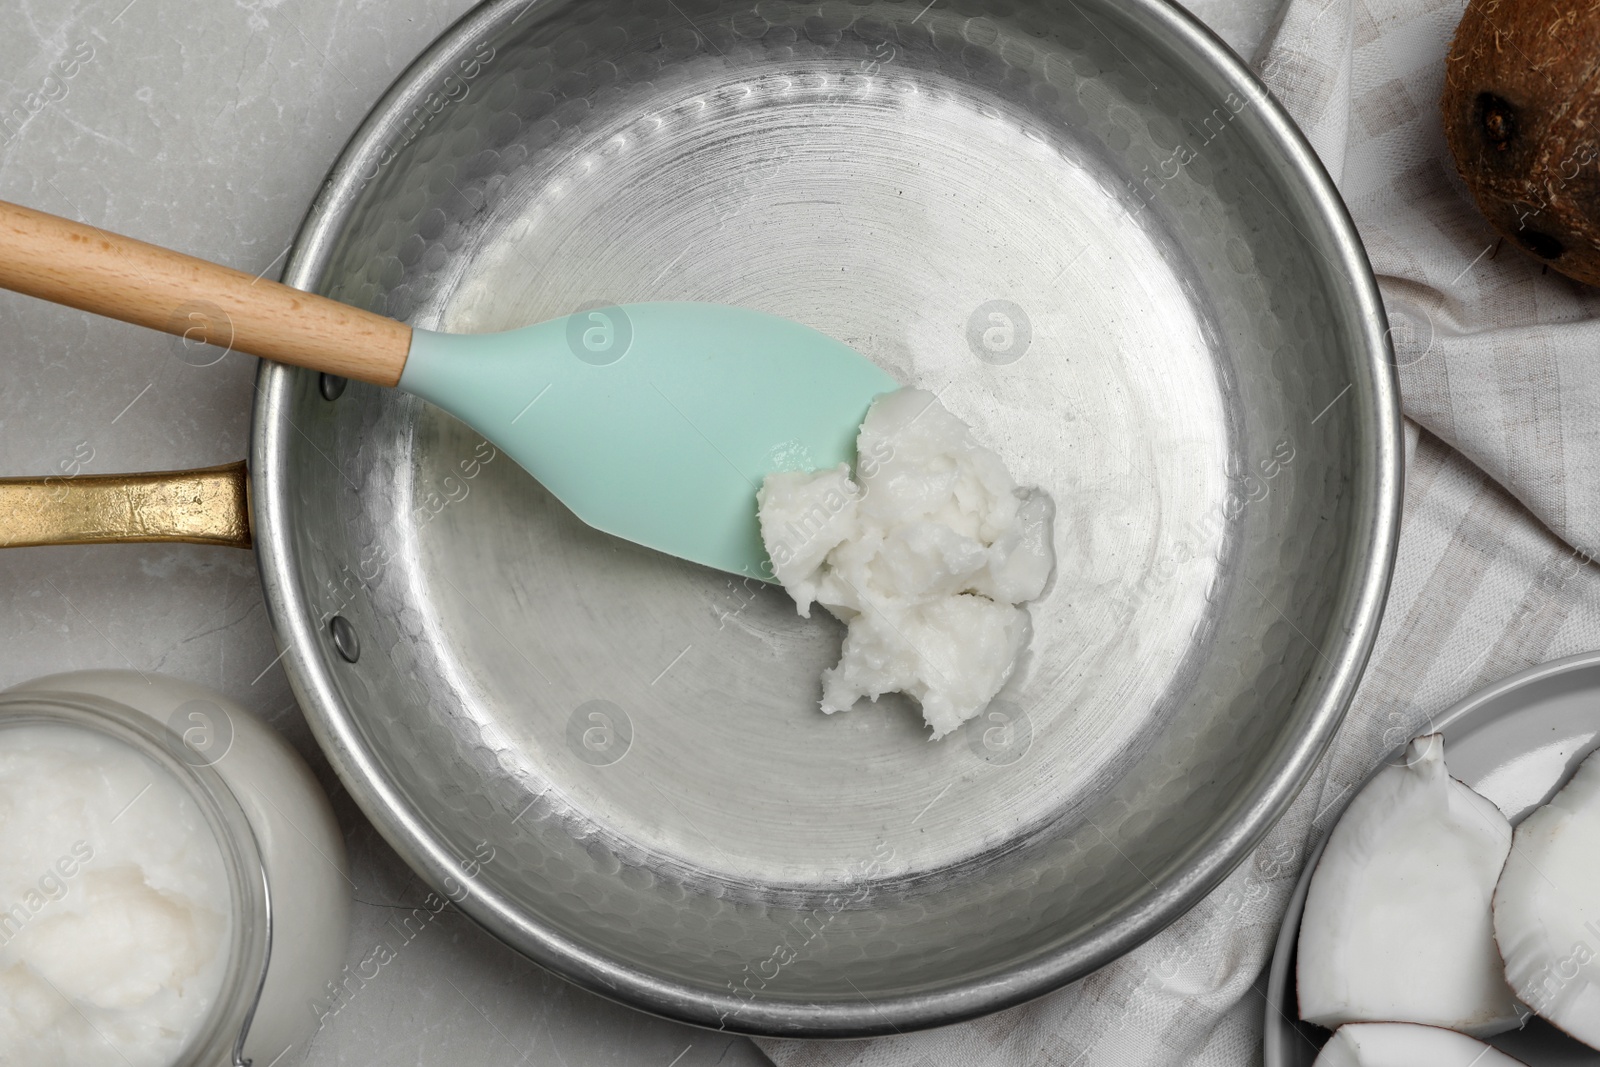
[0,200,897,580]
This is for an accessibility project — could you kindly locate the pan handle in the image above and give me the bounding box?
[0,461,251,549]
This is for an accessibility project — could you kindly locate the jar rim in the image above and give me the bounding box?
[0,690,271,1067]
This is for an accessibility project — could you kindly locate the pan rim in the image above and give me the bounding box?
[252,0,1404,1037]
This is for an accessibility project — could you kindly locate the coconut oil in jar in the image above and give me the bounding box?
[0,692,266,1066]
[0,671,351,1066]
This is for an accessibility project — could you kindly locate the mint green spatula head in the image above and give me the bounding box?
[399,302,899,581]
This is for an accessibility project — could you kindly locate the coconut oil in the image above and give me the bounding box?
[0,671,351,1066]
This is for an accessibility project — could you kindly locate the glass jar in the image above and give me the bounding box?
[0,671,351,1066]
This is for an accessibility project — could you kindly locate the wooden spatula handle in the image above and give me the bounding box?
[0,199,411,387]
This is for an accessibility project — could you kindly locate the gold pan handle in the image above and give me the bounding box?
[0,461,251,549]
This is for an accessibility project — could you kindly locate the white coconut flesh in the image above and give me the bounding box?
[1493,745,1600,1050]
[1310,1022,1528,1067]
[1297,734,1522,1036]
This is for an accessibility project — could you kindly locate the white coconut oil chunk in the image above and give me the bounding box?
[758,388,1054,739]
[1297,734,1522,1036]
[0,725,231,1067]
[1311,1023,1529,1067]
[1495,745,1600,1050]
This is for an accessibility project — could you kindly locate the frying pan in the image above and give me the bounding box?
[1,0,1402,1038]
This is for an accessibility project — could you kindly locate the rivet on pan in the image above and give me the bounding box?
[320,373,348,401]
[329,615,360,663]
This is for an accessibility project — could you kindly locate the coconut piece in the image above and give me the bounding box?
[1441,0,1600,286]
[1297,734,1522,1036]
[1311,1022,1528,1067]
[757,388,1054,739]
[1493,746,1600,1049]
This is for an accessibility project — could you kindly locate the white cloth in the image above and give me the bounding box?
[757,1,1600,1063]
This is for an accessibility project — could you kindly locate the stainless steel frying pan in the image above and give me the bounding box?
[2,0,1402,1038]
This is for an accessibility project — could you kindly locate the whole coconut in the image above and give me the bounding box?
[1441,0,1600,286]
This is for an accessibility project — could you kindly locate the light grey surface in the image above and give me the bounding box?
[0,0,1280,1062]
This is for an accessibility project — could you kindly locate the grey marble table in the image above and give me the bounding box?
[0,0,1280,1062]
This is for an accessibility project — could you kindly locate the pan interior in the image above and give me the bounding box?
[416,60,1232,884]
[264,0,1378,1029]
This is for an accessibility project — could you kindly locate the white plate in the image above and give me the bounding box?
[1264,650,1600,1066]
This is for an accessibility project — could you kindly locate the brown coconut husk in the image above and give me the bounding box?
[1441,0,1600,286]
